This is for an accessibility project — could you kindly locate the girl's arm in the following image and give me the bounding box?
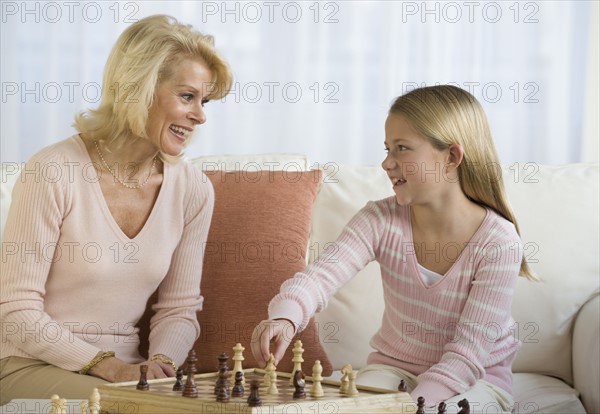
[252,200,389,366]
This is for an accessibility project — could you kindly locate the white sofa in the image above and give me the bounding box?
[1,158,598,414]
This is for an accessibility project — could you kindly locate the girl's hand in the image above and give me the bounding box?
[250,319,296,368]
[88,357,172,382]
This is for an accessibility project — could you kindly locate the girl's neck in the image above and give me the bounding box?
[410,191,485,238]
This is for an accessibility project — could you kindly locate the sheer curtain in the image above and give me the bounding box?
[1,1,596,166]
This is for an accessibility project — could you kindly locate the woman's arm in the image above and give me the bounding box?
[145,167,214,367]
[0,150,102,371]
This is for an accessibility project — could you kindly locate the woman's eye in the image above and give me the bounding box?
[384,148,390,153]
[201,99,209,107]
[182,94,194,102]
[398,145,407,151]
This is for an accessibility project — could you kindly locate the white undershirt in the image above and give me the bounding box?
[418,263,444,286]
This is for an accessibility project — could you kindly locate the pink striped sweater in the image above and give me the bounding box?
[1,135,214,370]
[269,197,522,403]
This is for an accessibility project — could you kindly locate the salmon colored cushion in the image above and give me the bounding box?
[139,169,332,376]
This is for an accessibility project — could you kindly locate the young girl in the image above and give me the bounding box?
[251,85,535,413]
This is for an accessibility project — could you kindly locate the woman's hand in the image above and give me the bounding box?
[88,357,175,383]
[250,319,296,368]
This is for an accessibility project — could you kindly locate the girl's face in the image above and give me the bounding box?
[146,58,213,156]
[382,113,451,207]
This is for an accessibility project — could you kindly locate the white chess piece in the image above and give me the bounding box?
[289,339,304,385]
[231,342,245,385]
[339,363,352,395]
[267,369,279,394]
[88,388,101,414]
[310,360,324,397]
[49,395,60,414]
[347,370,359,396]
[264,353,276,386]
[80,400,89,414]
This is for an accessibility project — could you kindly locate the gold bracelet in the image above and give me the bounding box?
[150,353,177,371]
[79,351,115,375]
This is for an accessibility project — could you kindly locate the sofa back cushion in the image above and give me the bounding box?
[310,162,600,385]
[507,163,599,384]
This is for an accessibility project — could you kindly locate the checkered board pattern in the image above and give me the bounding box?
[97,369,416,413]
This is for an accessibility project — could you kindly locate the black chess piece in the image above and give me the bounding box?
[457,398,470,414]
[136,364,149,391]
[172,367,184,392]
[232,371,245,397]
[215,352,229,395]
[216,366,230,402]
[438,401,447,414]
[182,350,198,398]
[398,379,407,392]
[247,380,262,407]
[416,396,425,414]
[293,370,306,399]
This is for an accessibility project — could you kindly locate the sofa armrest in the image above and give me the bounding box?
[573,294,600,414]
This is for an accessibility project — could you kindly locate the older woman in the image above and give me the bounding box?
[0,15,231,402]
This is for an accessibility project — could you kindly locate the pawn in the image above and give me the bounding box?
[247,380,262,407]
[232,371,245,397]
[292,370,306,399]
[136,365,149,391]
[438,402,447,414]
[457,398,470,414]
[398,379,407,392]
[88,388,100,414]
[416,396,425,414]
[49,395,65,414]
[173,367,184,391]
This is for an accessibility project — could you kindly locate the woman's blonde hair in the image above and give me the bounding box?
[74,14,232,158]
[390,85,536,280]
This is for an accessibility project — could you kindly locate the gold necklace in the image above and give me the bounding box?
[94,140,157,190]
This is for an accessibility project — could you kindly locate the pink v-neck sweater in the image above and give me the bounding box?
[1,135,214,370]
[269,198,522,403]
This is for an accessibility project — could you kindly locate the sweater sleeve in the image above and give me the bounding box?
[0,150,102,370]
[412,226,523,405]
[268,200,387,332]
[146,168,214,367]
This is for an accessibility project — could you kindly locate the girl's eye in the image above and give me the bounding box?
[384,147,390,153]
[398,145,407,151]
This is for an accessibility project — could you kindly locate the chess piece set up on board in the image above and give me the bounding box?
[133,340,364,406]
[51,339,470,413]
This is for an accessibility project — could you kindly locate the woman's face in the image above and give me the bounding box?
[146,58,213,156]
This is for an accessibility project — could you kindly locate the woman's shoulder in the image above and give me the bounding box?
[26,135,87,165]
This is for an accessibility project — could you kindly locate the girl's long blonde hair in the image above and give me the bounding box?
[74,14,232,160]
[390,85,536,280]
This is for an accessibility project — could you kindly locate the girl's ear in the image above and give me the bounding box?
[447,144,464,170]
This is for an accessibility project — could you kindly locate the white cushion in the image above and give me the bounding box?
[0,162,22,240]
[188,153,309,171]
[513,373,586,413]
[508,163,600,384]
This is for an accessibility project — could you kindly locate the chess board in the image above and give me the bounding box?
[97,369,417,413]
